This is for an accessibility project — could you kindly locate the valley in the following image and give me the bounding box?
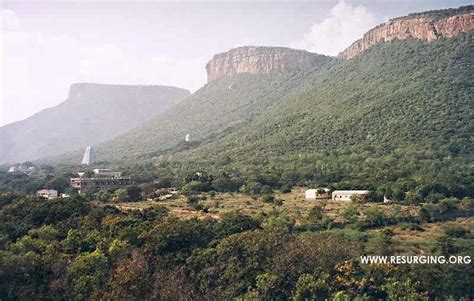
[0,4,473,300]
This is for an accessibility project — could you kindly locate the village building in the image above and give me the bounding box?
[93,169,122,177]
[332,190,369,201]
[70,176,131,191]
[36,189,58,199]
[305,188,331,200]
[156,187,178,200]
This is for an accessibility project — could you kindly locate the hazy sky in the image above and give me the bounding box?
[1,0,471,126]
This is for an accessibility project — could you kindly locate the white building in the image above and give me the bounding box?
[305,188,331,200]
[36,189,58,200]
[93,169,122,177]
[332,190,369,201]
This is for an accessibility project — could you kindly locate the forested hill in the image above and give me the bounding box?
[171,33,473,197]
[0,83,190,164]
[47,8,473,200]
[85,52,336,161]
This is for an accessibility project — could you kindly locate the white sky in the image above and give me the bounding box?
[1,0,471,126]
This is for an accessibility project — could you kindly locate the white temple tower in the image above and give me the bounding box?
[81,146,96,165]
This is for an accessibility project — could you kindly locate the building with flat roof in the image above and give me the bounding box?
[70,177,131,191]
[332,190,369,202]
[305,188,331,200]
[93,169,122,177]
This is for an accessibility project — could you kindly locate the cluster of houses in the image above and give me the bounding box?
[8,164,36,175]
[32,163,372,204]
[305,188,369,202]
[35,168,130,199]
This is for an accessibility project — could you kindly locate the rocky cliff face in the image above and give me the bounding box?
[206,46,331,82]
[339,11,473,59]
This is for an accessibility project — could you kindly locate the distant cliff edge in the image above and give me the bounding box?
[339,6,474,59]
[206,46,334,82]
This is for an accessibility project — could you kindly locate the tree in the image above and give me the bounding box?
[342,205,359,224]
[362,206,386,228]
[292,274,329,301]
[69,249,109,300]
[114,189,127,202]
[105,248,150,300]
[306,205,324,225]
[212,175,241,192]
[126,185,142,201]
[138,183,154,196]
[154,177,172,189]
[436,235,459,256]
[240,182,264,195]
[215,211,260,238]
[181,181,212,195]
[382,278,427,301]
[239,273,279,300]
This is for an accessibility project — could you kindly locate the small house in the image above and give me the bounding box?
[36,189,58,200]
[332,190,369,201]
[305,188,331,200]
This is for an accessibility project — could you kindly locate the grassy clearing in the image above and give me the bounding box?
[107,187,418,221]
[101,189,473,254]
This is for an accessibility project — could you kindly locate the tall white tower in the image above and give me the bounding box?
[81,146,96,165]
[185,134,190,142]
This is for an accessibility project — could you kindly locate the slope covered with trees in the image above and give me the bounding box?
[163,33,473,201]
[50,33,473,203]
[90,53,336,161]
[0,83,190,164]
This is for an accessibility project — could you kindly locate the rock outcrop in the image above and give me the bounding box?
[206,46,331,82]
[339,10,474,60]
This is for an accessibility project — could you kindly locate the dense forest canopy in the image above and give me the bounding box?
[0,193,472,300]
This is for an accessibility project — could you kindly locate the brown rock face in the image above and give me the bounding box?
[206,46,327,82]
[339,12,474,60]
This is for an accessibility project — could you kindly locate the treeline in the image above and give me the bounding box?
[0,194,472,300]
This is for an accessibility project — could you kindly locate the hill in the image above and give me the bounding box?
[49,7,473,200]
[0,83,190,164]
[339,5,473,59]
[88,47,336,161]
[172,32,473,199]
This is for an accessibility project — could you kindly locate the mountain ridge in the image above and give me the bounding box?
[339,5,473,59]
[0,83,190,164]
